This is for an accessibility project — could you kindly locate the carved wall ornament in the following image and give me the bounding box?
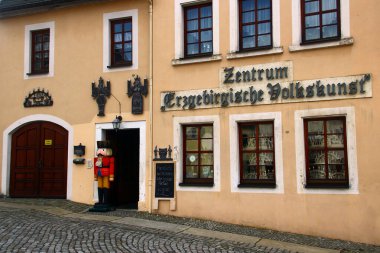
[127,75,148,114]
[24,88,53,107]
[92,77,111,116]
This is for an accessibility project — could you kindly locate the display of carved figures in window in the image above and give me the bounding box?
[308,150,345,179]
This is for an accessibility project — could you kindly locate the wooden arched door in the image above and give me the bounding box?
[10,121,68,198]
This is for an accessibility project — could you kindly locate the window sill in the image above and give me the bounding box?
[305,183,349,189]
[238,183,276,188]
[227,47,283,59]
[26,71,49,76]
[171,54,222,66]
[179,182,214,187]
[289,37,354,52]
[107,63,132,69]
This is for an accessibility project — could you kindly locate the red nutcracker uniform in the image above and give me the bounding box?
[94,147,114,205]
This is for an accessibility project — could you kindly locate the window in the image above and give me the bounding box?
[238,121,275,187]
[301,0,340,44]
[304,117,348,188]
[182,124,214,185]
[24,21,54,79]
[110,18,132,67]
[184,3,213,58]
[103,9,138,72]
[239,0,272,51]
[30,29,50,74]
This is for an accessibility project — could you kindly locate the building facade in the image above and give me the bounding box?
[0,0,379,245]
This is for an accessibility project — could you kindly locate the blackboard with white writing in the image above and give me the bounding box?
[155,163,174,198]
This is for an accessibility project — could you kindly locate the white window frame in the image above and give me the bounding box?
[228,0,283,59]
[295,107,359,194]
[24,21,55,79]
[173,115,220,192]
[290,0,352,52]
[103,9,138,72]
[173,0,221,65]
[229,112,284,194]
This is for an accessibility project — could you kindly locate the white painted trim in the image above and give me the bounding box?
[226,47,283,59]
[174,0,220,59]
[24,21,55,79]
[171,54,222,65]
[229,112,284,194]
[103,9,138,72]
[173,115,220,192]
[294,107,359,194]
[2,115,73,199]
[291,0,350,47]
[229,0,281,53]
[95,121,146,202]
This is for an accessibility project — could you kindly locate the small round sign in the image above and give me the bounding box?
[189,155,196,162]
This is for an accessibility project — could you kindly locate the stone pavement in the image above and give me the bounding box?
[0,198,378,253]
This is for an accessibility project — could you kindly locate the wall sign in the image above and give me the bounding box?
[24,88,53,107]
[44,139,53,146]
[155,163,175,198]
[160,62,372,111]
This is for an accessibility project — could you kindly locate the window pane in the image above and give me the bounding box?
[243,37,255,48]
[200,153,213,165]
[124,32,132,41]
[200,166,213,178]
[114,52,122,62]
[43,34,49,42]
[114,33,122,43]
[242,25,255,37]
[322,0,337,11]
[242,137,256,150]
[187,32,199,43]
[34,61,41,70]
[186,8,198,20]
[242,0,255,11]
[201,139,213,151]
[242,153,257,179]
[309,164,326,179]
[43,59,49,68]
[305,1,319,14]
[322,12,337,25]
[259,136,273,150]
[36,34,43,43]
[257,9,271,21]
[327,134,344,148]
[34,53,41,60]
[114,23,122,33]
[124,43,132,51]
[201,30,212,42]
[306,15,320,28]
[43,52,49,59]
[186,166,198,178]
[308,134,325,148]
[327,150,345,178]
[187,44,199,55]
[186,154,198,165]
[309,150,325,165]
[124,22,132,31]
[259,165,274,179]
[186,127,198,139]
[242,12,255,23]
[114,43,122,50]
[246,152,257,166]
[187,20,198,31]
[186,140,198,151]
[124,52,132,62]
[43,42,49,50]
[259,124,273,136]
[322,25,338,38]
[326,120,343,134]
[258,22,271,35]
[305,27,321,40]
[200,6,212,18]
[200,17,212,29]
[308,121,324,134]
[258,0,271,9]
[259,153,273,165]
[328,164,346,179]
[242,125,256,137]
[35,43,42,51]
[200,42,212,53]
[201,126,213,138]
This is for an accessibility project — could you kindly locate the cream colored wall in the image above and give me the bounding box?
[0,0,151,207]
[152,0,380,245]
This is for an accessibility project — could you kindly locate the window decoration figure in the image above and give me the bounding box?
[92,77,111,116]
[127,75,148,114]
[90,141,115,212]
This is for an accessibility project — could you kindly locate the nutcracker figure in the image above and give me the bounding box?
[90,141,115,212]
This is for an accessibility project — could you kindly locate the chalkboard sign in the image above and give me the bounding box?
[155,163,175,198]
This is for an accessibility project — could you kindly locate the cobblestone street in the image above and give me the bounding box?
[0,199,378,253]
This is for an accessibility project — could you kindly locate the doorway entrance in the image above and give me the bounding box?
[10,121,68,198]
[106,129,139,209]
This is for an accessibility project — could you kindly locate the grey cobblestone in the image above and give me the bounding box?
[0,198,379,252]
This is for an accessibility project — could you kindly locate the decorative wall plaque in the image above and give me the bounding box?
[92,77,110,116]
[24,88,53,107]
[127,75,148,114]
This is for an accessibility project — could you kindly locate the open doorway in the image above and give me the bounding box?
[106,129,139,209]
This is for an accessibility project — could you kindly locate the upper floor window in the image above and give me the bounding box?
[110,18,132,67]
[182,124,214,185]
[301,0,340,44]
[239,121,275,187]
[239,0,272,51]
[30,29,50,74]
[184,3,213,58]
[304,117,348,188]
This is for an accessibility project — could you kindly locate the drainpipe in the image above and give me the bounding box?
[148,0,154,214]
